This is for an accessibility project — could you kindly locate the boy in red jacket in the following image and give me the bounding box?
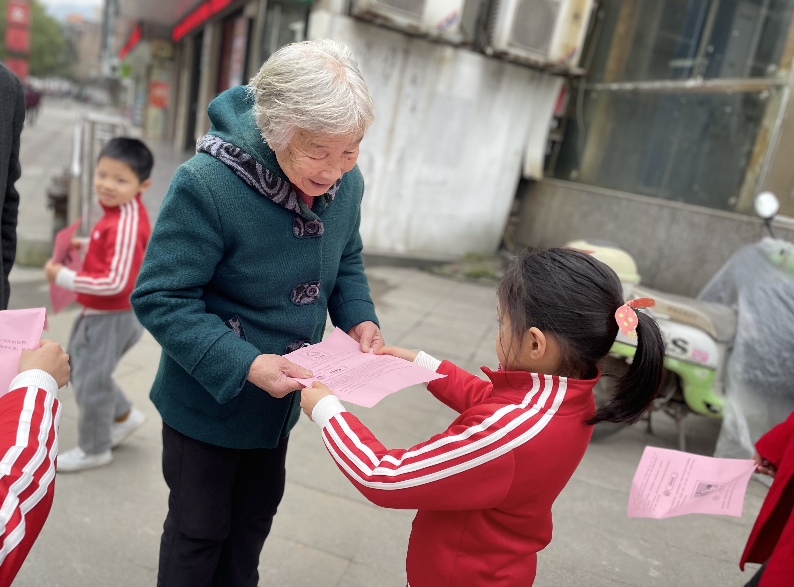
[740,410,794,587]
[0,339,70,587]
[44,138,152,473]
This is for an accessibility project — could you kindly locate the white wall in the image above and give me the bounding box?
[309,11,562,258]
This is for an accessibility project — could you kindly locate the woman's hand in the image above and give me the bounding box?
[247,355,313,398]
[18,339,70,388]
[300,382,334,421]
[375,346,418,362]
[347,321,384,353]
[753,451,777,478]
[44,260,63,284]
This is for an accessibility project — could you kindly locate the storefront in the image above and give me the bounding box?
[117,24,175,140]
[167,0,312,151]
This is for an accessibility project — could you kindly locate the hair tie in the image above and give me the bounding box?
[627,298,655,309]
[616,299,655,339]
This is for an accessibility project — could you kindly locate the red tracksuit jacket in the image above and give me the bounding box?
[316,360,596,586]
[61,195,150,311]
[0,370,61,587]
[740,410,794,586]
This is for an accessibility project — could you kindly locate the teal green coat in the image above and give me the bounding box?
[131,87,378,449]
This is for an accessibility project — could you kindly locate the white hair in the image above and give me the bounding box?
[248,39,375,152]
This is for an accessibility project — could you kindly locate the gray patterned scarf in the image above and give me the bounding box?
[196,134,341,216]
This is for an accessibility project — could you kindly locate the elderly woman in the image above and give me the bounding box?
[131,40,382,587]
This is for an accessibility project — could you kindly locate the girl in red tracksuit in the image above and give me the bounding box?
[301,248,667,587]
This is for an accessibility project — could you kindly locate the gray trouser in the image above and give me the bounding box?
[68,310,143,454]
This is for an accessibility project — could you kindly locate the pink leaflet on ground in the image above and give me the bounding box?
[627,446,756,519]
[49,218,83,314]
[286,327,446,408]
[0,308,47,398]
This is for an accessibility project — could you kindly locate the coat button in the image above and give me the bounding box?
[293,217,324,238]
[291,281,321,305]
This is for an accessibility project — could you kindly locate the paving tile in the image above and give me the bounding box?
[337,561,407,587]
[667,545,757,586]
[271,481,396,561]
[259,537,349,587]
[535,562,640,587]
[351,508,414,576]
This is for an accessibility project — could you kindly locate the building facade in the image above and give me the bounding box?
[107,0,590,258]
[518,0,794,296]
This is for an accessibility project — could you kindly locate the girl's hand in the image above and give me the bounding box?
[375,346,418,362]
[753,451,776,478]
[18,339,70,388]
[300,382,334,420]
[44,260,63,284]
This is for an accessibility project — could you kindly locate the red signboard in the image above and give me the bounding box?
[149,80,169,108]
[5,26,29,53]
[4,58,29,80]
[172,0,235,42]
[6,1,30,27]
[118,24,142,60]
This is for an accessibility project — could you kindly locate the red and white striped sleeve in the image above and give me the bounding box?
[0,370,60,587]
[56,200,140,296]
[312,369,568,511]
[416,355,495,414]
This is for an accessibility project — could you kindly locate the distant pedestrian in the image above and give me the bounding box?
[0,62,25,310]
[24,86,41,126]
[0,339,70,587]
[301,248,667,587]
[43,137,153,473]
[740,410,794,587]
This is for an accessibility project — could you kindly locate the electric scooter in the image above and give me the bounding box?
[571,192,787,450]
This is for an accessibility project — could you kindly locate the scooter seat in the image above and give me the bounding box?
[632,285,737,343]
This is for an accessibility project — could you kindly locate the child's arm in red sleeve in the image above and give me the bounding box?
[0,370,61,587]
[756,410,794,469]
[414,352,494,413]
[311,395,514,511]
[55,205,140,296]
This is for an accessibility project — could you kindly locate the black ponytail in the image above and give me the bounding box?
[498,248,666,426]
[587,311,665,425]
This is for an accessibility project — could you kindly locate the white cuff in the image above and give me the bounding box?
[312,395,346,429]
[413,351,442,372]
[55,267,77,290]
[9,369,59,398]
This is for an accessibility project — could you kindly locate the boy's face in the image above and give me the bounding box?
[94,157,151,207]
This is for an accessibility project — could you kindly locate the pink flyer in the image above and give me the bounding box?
[286,328,446,408]
[49,218,82,314]
[0,308,46,398]
[627,446,756,519]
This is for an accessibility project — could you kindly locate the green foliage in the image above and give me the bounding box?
[0,0,75,77]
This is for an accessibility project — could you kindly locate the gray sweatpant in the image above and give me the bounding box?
[68,310,143,454]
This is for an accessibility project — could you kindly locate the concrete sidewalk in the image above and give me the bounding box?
[8,264,767,587]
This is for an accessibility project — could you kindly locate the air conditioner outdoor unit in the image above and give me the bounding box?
[488,0,594,70]
[350,0,467,42]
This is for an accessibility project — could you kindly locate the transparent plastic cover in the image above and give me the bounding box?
[698,238,794,459]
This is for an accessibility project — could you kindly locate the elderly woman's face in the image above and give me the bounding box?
[275,129,362,197]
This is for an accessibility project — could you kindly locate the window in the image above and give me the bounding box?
[552,0,794,213]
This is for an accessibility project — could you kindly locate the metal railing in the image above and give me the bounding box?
[69,113,129,236]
